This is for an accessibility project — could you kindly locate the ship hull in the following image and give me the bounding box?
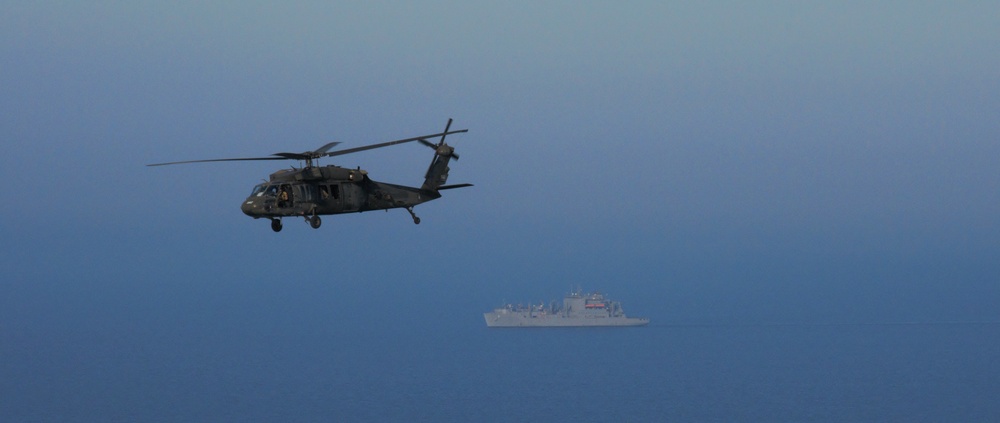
[484,312,649,327]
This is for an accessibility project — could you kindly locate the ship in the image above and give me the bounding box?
[484,290,649,327]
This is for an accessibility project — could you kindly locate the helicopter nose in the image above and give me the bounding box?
[241,199,256,216]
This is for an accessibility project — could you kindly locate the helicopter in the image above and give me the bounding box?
[148,119,471,232]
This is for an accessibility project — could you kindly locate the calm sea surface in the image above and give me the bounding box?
[4,317,999,422]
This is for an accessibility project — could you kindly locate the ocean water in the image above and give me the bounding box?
[5,313,999,422]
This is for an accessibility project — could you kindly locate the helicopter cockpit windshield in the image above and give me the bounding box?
[250,184,278,197]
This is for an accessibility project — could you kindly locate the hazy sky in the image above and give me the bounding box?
[3,2,999,328]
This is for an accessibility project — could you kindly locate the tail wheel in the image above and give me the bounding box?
[406,207,421,224]
[271,219,283,232]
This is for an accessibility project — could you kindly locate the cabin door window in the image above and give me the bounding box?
[296,185,314,202]
[278,184,292,208]
[320,184,341,201]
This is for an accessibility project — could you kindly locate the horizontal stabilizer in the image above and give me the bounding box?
[437,183,473,190]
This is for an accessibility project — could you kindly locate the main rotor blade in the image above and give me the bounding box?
[324,129,468,158]
[148,126,468,167]
[313,141,342,154]
[272,142,343,160]
[146,157,288,167]
[271,153,311,160]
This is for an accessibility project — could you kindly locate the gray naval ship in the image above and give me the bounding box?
[484,290,649,327]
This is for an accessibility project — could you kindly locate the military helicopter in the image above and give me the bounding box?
[149,119,471,232]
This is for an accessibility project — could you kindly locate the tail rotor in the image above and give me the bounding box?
[420,118,467,192]
[418,118,460,160]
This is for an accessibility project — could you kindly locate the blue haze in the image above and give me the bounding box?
[2,2,999,421]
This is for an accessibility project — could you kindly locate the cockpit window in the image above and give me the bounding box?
[251,184,279,197]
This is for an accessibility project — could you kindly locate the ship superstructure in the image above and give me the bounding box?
[484,290,649,327]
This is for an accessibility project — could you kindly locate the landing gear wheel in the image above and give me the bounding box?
[406,207,421,225]
[270,219,283,232]
[310,215,322,229]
